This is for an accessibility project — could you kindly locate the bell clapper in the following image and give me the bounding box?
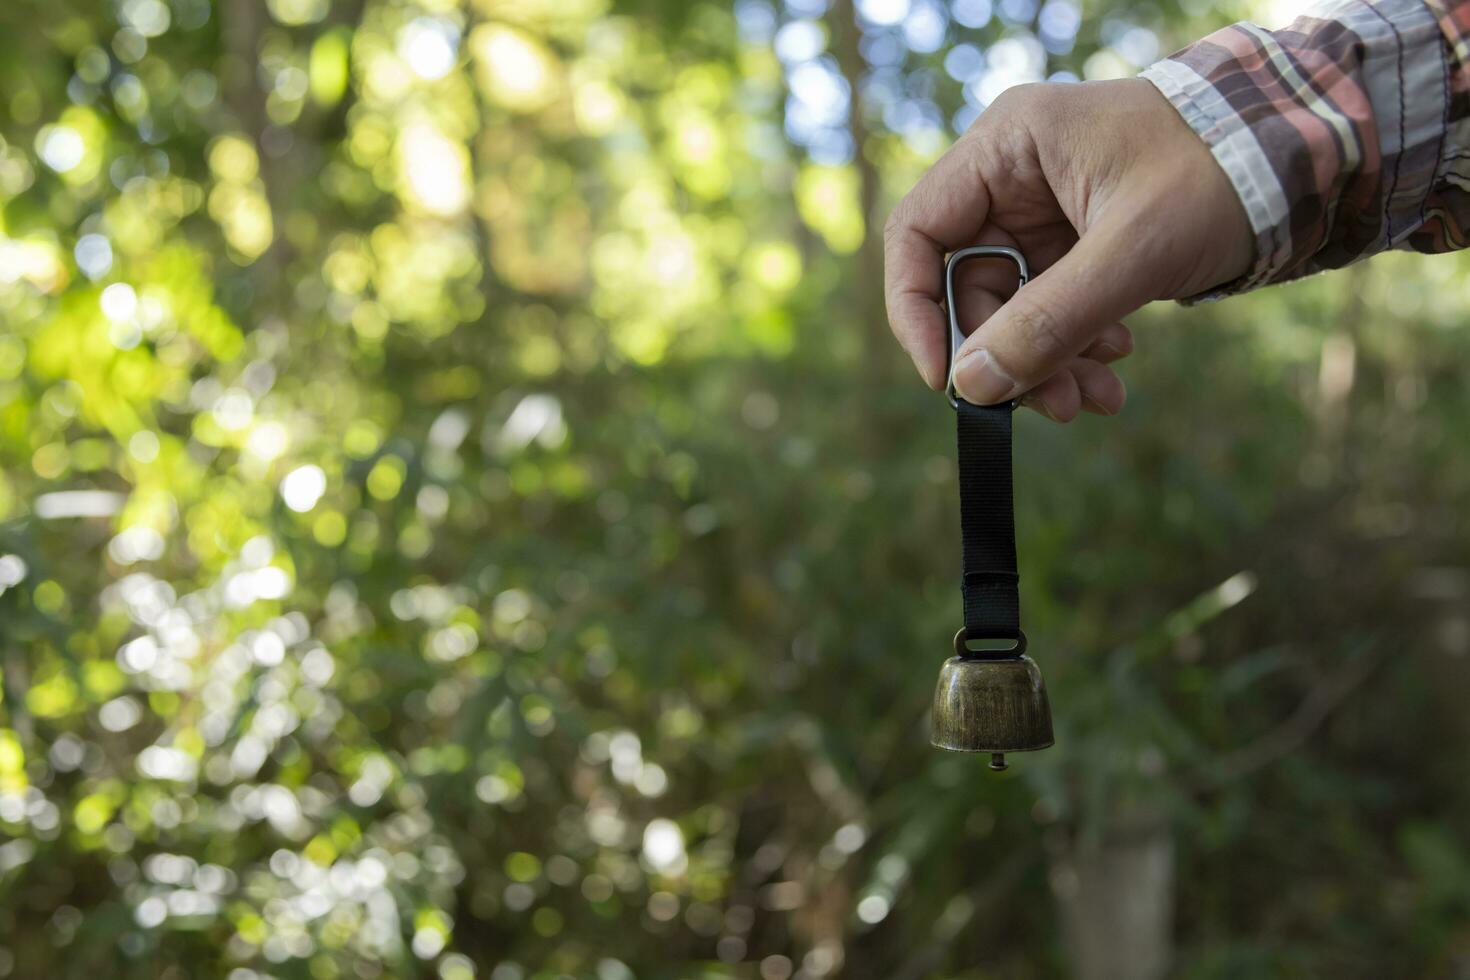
[989,753,1007,772]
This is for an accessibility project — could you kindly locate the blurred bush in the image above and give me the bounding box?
[2,0,1470,978]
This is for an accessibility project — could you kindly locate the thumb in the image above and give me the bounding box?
[952,224,1147,405]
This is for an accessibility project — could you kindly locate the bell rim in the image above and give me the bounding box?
[928,736,1055,753]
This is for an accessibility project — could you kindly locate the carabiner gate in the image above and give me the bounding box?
[944,245,1030,408]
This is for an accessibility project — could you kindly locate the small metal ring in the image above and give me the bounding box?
[944,245,1029,409]
[953,627,1027,659]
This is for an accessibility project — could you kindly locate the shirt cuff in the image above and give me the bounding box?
[1140,0,1449,301]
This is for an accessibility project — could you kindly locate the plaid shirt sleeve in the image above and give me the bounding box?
[1140,0,1470,298]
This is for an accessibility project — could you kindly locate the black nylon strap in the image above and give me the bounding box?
[956,399,1020,640]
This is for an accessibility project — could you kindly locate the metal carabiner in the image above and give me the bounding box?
[944,245,1029,408]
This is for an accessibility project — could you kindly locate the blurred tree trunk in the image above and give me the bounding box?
[221,0,287,280]
[828,0,892,389]
[1050,810,1174,980]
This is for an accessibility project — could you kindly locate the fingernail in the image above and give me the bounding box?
[954,348,1019,405]
[1095,342,1123,359]
[1082,393,1116,416]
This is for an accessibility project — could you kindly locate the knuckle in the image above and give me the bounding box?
[1007,302,1073,366]
[968,93,1047,174]
[1007,81,1042,103]
[990,81,1046,116]
[988,84,1026,113]
[882,205,905,242]
[970,129,1007,182]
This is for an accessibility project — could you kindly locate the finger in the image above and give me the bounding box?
[1019,371,1081,423]
[949,286,1003,340]
[1069,357,1127,415]
[1079,323,1133,364]
[950,224,1081,317]
[884,143,993,389]
[951,218,1150,405]
[1023,359,1127,421]
[949,226,1026,302]
[1008,222,1079,279]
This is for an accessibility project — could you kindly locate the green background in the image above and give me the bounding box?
[2,0,1469,977]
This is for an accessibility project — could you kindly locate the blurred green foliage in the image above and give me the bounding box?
[3,0,1470,978]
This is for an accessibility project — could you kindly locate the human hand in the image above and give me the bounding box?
[883,78,1253,421]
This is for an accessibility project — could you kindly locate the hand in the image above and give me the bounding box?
[883,78,1254,421]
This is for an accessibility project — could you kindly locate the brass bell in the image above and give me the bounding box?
[931,630,1054,770]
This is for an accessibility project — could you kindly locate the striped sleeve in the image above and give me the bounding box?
[1140,0,1470,299]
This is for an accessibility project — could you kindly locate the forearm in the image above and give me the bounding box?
[1141,0,1470,298]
